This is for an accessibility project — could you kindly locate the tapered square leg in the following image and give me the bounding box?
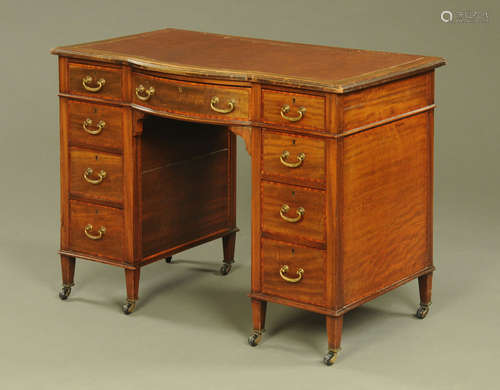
[324,315,343,365]
[220,231,236,275]
[416,272,433,319]
[248,299,267,346]
[418,273,432,304]
[59,255,75,300]
[123,268,141,315]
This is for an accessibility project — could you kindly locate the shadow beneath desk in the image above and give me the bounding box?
[165,258,224,275]
[136,257,252,334]
[264,294,419,355]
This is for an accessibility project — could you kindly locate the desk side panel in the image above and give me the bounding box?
[341,112,432,306]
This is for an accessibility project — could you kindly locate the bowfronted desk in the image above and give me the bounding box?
[51,29,445,365]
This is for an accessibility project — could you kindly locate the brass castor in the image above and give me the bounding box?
[59,285,72,300]
[323,349,340,366]
[248,330,263,347]
[122,300,136,315]
[416,303,431,319]
[165,256,172,263]
[220,262,232,275]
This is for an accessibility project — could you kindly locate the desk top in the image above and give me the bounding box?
[51,28,445,93]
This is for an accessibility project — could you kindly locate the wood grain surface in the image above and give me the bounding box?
[342,72,432,131]
[341,113,431,305]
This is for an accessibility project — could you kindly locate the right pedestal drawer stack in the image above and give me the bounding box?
[249,71,436,365]
[260,130,327,306]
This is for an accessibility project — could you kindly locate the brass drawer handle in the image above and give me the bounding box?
[281,105,306,122]
[280,204,305,223]
[210,96,235,114]
[84,224,106,240]
[83,168,107,185]
[135,84,155,101]
[280,151,306,168]
[82,76,106,92]
[279,265,304,283]
[82,118,106,135]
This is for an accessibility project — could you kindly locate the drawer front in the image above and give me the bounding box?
[132,73,250,121]
[69,200,124,261]
[68,62,122,100]
[67,100,124,151]
[69,148,123,204]
[261,238,326,306]
[262,131,325,187]
[261,89,326,130]
[261,181,326,244]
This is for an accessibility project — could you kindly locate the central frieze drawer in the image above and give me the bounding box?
[132,73,250,121]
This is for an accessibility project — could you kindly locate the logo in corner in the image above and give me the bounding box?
[440,10,453,23]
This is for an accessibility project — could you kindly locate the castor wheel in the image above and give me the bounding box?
[323,350,340,366]
[122,300,136,315]
[416,303,431,319]
[59,285,72,300]
[248,331,263,347]
[165,256,172,263]
[220,262,232,275]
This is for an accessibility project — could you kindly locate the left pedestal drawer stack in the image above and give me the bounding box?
[58,59,129,302]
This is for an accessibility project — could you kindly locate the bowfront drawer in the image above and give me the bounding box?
[261,238,326,306]
[69,200,124,261]
[261,181,326,244]
[69,148,123,204]
[262,131,325,187]
[132,73,250,121]
[67,100,123,152]
[68,62,122,100]
[261,89,326,131]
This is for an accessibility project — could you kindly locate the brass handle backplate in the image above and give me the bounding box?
[280,151,306,168]
[210,96,235,114]
[279,265,304,283]
[135,84,155,101]
[83,168,107,185]
[280,105,306,122]
[84,224,106,240]
[82,118,106,135]
[280,204,305,223]
[82,76,106,92]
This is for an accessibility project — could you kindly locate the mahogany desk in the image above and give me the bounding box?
[51,28,445,365]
